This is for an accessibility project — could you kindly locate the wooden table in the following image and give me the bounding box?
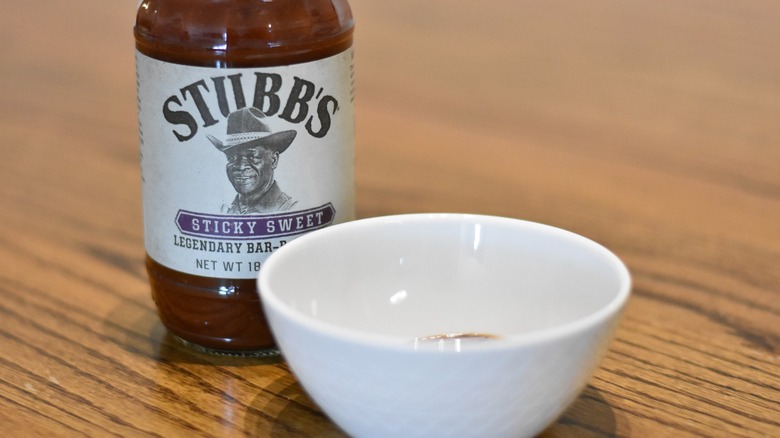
[1,1,778,436]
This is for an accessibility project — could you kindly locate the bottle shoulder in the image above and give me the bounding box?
[135,0,353,67]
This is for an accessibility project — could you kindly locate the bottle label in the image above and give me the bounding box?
[136,49,355,279]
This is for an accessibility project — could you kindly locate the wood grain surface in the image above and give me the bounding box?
[1,0,778,436]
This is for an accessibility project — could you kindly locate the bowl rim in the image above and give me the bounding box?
[257,213,632,352]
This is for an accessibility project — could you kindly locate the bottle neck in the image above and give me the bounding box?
[135,0,354,67]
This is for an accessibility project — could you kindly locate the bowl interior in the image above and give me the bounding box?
[262,214,629,342]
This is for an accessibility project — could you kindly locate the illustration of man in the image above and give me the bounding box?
[207,107,298,214]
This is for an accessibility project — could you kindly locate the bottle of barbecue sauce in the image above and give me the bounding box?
[134,0,354,355]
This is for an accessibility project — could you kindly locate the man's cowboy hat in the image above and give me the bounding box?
[207,107,296,154]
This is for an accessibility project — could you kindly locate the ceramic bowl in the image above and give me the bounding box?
[257,213,631,438]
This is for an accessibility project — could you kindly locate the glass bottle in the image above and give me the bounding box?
[134,0,355,354]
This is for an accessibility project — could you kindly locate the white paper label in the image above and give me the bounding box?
[136,49,355,278]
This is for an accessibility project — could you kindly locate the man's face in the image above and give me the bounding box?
[225,146,278,196]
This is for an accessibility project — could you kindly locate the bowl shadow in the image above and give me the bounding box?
[245,370,346,437]
[539,384,623,437]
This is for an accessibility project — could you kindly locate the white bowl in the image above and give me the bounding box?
[258,213,631,438]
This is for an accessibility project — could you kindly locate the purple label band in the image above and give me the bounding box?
[176,203,335,240]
